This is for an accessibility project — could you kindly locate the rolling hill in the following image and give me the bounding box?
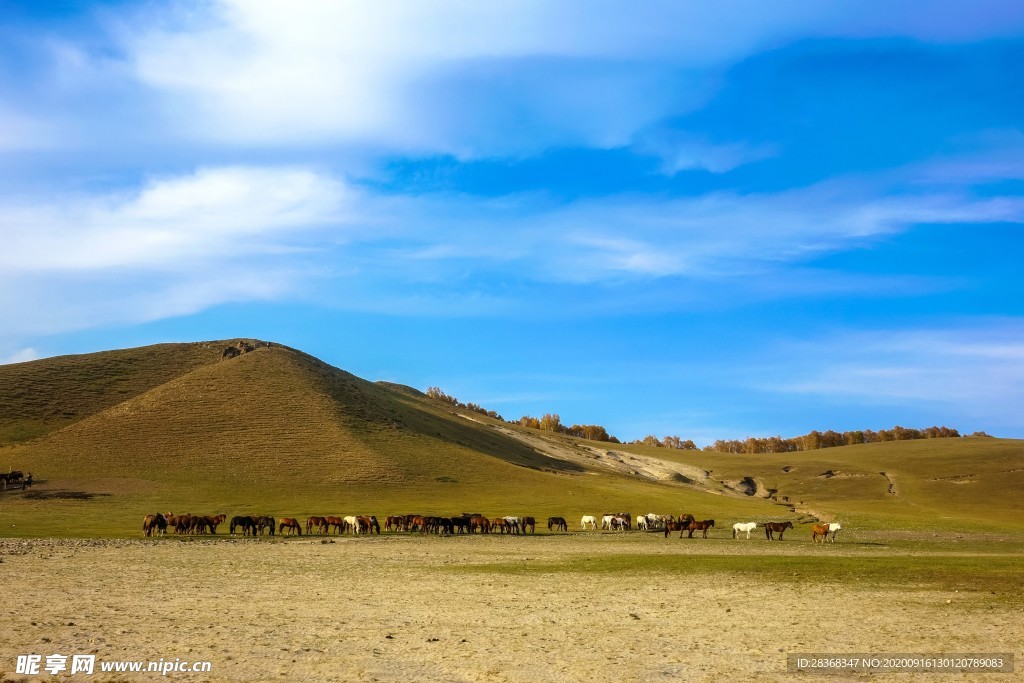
[0,339,1021,536]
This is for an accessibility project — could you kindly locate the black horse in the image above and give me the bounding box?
[230,515,258,536]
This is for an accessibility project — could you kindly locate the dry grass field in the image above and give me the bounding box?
[2,532,1022,683]
[1,341,1023,681]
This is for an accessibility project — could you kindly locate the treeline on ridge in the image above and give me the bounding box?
[424,387,979,453]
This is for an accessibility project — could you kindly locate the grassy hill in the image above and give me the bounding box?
[0,340,1021,536]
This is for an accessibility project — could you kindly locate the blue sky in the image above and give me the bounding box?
[2,1,1023,443]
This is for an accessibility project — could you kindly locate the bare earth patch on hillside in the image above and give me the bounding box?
[2,535,1021,682]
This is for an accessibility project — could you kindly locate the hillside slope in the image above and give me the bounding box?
[1,339,1021,535]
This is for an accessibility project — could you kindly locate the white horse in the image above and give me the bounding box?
[601,514,615,530]
[344,515,359,534]
[581,515,597,530]
[636,516,649,531]
[732,522,757,539]
[504,516,522,534]
[827,522,841,542]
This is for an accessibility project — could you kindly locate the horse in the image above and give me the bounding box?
[732,522,757,539]
[325,516,345,534]
[664,519,691,537]
[503,516,522,534]
[278,518,302,536]
[687,519,715,538]
[209,514,226,534]
[610,515,630,532]
[230,515,258,536]
[601,514,615,530]
[547,517,568,532]
[256,516,276,536]
[306,516,328,535]
[581,515,597,530]
[764,521,793,540]
[143,513,167,537]
[811,523,830,543]
[521,516,536,534]
[827,522,842,542]
[357,515,380,534]
[491,518,509,534]
[343,515,360,534]
[470,515,491,534]
[636,516,649,531]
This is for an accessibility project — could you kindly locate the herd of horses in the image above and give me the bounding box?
[142,510,841,542]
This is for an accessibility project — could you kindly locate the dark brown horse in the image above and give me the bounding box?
[547,516,568,532]
[765,521,793,540]
[521,516,536,534]
[470,515,491,533]
[143,513,167,536]
[325,516,345,534]
[306,516,328,534]
[279,518,302,536]
[664,519,692,537]
[687,519,715,538]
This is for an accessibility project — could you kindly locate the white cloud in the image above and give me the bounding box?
[1,166,347,274]
[0,348,40,365]
[96,0,1024,157]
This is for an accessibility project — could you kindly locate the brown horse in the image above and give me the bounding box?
[521,516,536,534]
[663,519,691,537]
[765,521,793,540]
[491,518,509,534]
[143,513,167,537]
[278,518,302,536]
[687,519,715,538]
[209,514,226,533]
[547,516,568,532]
[325,516,345,534]
[356,515,381,534]
[306,516,328,534]
[471,515,491,533]
[811,523,830,543]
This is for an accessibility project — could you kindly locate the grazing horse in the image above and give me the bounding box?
[811,523,830,543]
[503,516,522,534]
[521,516,536,534]
[306,516,328,535]
[732,522,757,539]
[143,513,167,537]
[581,515,597,530]
[636,516,649,531]
[687,519,715,538]
[470,515,491,533]
[230,516,257,536]
[278,518,302,536]
[547,517,568,532]
[356,515,380,534]
[343,515,360,534]
[256,516,276,536]
[325,516,345,534]
[491,518,509,534]
[764,521,794,540]
[827,522,842,542]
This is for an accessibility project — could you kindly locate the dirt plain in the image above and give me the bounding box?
[1,533,1021,682]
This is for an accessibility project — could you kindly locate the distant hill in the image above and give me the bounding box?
[0,340,1021,536]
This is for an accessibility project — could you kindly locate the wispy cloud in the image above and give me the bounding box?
[37,0,1013,159]
[2,154,1022,339]
[764,322,1024,427]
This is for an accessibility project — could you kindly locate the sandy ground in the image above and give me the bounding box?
[1,534,1020,682]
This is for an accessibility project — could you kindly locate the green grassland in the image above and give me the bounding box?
[1,340,1022,538]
